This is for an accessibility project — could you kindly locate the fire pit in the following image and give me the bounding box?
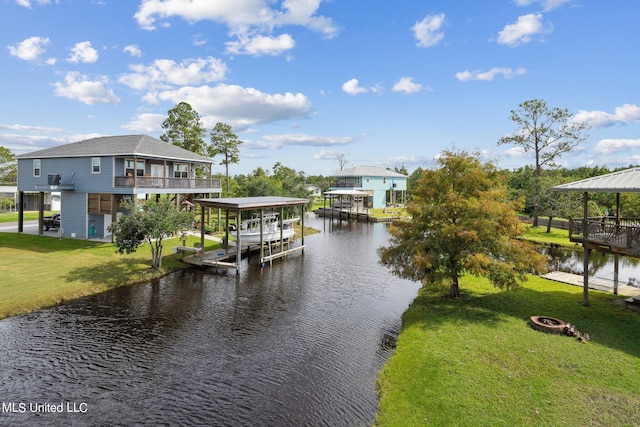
[529,316,567,334]
[530,316,590,342]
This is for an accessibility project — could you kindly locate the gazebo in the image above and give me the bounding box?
[552,167,640,305]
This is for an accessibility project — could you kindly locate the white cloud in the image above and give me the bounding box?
[119,57,228,90]
[16,0,53,7]
[123,44,142,57]
[412,13,445,47]
[67,41,98,63]
[497,13,549,46]
[455,67,526,81]
[226,33,295,56]
[392,77,424,93]
[572,104,640,128]
[7,36,51,61]
[134,0,338,39]
[514,0,572,11]
[341,78,381,95]
[592,139,640,155]
[52,71,120,105]
[121,113,165,133]
[141,83,311,129]
[313,149,347,160]
[247,133,353,150]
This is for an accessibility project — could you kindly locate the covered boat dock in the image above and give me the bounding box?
[552,167,640,305]
[186,196,309,273]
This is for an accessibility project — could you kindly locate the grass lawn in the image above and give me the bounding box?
[0,232,221,319]
[522,224,578,247]
[376,276,640,426]
[0,211,55,223]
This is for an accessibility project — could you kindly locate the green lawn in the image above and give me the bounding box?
[0,211,55,223]
[0,232,221,319]
[521,224,578,247]
[376,275,640,426]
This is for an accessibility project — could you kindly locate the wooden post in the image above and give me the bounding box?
[38,191,45,235]
[200,205,205,258]
[236,208,241,274]
[582,191,590,306]
[18,191,24,233]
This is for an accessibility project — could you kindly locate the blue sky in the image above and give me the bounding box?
[2,0,639,176]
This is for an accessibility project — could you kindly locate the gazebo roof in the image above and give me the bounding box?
[551,167,640,193]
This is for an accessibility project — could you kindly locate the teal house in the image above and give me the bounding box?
[328,165,407,209]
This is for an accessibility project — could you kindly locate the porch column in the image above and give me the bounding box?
[38,191,45,235]
[18,191,24,233]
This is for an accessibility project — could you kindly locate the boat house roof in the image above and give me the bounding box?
[551,167,640,193]
[195,196,309,210]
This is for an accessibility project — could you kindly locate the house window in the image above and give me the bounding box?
[33,159,41,177]
[174,163,189,178]
[92,157,101,174]
[125,159,145,176]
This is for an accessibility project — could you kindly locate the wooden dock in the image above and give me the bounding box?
[541,271,640,297]
[179,242,305,270]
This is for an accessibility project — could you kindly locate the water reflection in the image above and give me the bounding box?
[544,245,640,286]
[0,215,419,426]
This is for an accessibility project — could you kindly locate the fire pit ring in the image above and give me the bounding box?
[530,316,567,334]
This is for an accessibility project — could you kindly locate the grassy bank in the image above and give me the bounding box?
[522,224,577,247]
[376,276,640,426]
[0,232,220,319]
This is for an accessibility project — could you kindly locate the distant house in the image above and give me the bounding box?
[16,134,221,239]
[328,165,407,209]
[0,186,61,212]
[305,184,322,197]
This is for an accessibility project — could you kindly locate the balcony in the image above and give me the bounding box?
[115,176,221,190]
[331,181,363,188]
[569,217,640,256]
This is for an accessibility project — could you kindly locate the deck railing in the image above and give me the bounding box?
[569,217,640,248]
[332,182,363,188]
[114,176,221,189]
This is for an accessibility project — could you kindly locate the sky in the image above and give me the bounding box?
[2,0,640,177]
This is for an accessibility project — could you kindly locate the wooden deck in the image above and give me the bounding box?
[569,218,640,256]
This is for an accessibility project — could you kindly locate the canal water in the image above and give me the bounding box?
[545,245,640,286]
[0,216,420,426]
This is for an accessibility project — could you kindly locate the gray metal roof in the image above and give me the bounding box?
[329,165,407,178]
[15,134,213,164]
[195,196,309,210]
[551,167,640,193]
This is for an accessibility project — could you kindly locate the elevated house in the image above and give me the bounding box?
[16,134,221,240]
[328,165,407,210]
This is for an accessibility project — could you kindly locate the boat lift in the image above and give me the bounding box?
[188,196,309,273]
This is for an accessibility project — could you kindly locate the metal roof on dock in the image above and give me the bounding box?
[552,167,640,193]
[195,196,309,210]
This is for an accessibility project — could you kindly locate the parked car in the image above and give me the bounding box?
[43,213,61,231]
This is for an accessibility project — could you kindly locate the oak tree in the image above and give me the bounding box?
[108,198,194,269]
[378,149,547,298]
